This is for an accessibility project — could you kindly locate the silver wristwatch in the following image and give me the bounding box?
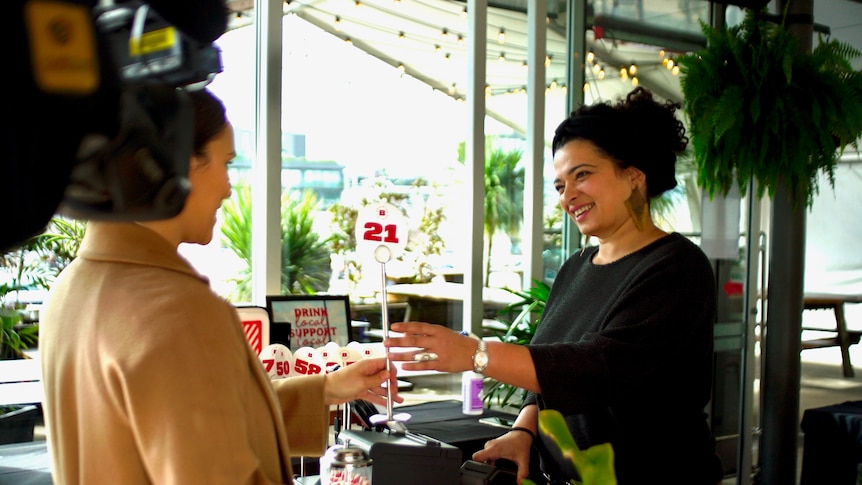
[472,338,489,374]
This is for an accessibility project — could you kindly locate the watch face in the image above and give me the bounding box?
[475,352,489,367]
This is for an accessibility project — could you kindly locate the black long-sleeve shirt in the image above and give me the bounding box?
[525,233,724,484]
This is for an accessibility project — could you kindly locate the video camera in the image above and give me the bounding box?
[4,0,226,251]
[95,1,223,88]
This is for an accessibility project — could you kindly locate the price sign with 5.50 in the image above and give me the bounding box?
[259,344,292,379]
[355,202,408,263]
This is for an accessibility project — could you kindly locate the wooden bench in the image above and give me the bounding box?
[0,356,43,407]
[801,293,862,378]
[801,332,862,351]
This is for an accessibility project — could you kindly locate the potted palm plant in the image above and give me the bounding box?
[220,182,333,300]
[1,245,41,445]
[1,216,83,443]
[1,239,44,360]
[457,137,525,287]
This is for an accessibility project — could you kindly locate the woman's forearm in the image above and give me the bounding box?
[483,341,540,393]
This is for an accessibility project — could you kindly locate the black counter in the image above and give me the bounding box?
[395,400,518,459]
[800,400,862,485]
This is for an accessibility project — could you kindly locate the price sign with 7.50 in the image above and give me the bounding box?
[355,202,408,263]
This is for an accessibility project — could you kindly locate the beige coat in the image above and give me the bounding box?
[40,222,329,485]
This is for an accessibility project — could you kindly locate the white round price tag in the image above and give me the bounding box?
[349,341,384,359]
[259,344,292,380]
[339,345,364,366]
[354,202,408,263]
[292,346,327,375]
[319,342,344,373]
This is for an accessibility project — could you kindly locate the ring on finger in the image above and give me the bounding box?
[413,352,438,362]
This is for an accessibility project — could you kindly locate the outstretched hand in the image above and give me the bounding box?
[384,321,477,373]
[323,357,403,407]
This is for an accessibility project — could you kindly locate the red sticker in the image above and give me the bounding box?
[723,281,743,296]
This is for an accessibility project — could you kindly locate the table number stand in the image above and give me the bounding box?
[354,202,411,432]
[368,245,411,431]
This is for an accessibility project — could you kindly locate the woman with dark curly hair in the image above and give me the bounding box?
[385,87,723,484]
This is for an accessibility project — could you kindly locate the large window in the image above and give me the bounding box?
[187,0,711,304]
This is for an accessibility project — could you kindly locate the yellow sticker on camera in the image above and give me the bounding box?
[129,26,177,56]
[25,0,100,94]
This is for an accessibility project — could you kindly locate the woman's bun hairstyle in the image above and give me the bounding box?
[552,87,687,198]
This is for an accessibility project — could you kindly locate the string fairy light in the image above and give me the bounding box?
[316,6,581,100]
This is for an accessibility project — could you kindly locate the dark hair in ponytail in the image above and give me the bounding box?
[187,88,227,161]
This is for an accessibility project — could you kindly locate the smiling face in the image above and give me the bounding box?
[179,122,235,245]
[553,139,642,240]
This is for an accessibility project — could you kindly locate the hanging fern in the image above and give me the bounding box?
[678,8,862,207]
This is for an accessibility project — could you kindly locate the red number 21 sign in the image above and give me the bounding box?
[355,202,408,263]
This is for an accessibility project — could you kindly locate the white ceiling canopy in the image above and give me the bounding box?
[223,0,862,139]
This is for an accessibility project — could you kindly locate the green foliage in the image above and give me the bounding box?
[457,137,525,286]
[543,205,564,250]
[281,190,333,294]
[0,242,48,302]
[35,217,86,275]
[1,217,85,295]
[522,409,617,485]
[328,178,446,285]
[0,308,37,360]
[483,279,549,410]
[220,180,253,300]
[220,182,332,301]
[678,8,862,207]
[0,216,84,359]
